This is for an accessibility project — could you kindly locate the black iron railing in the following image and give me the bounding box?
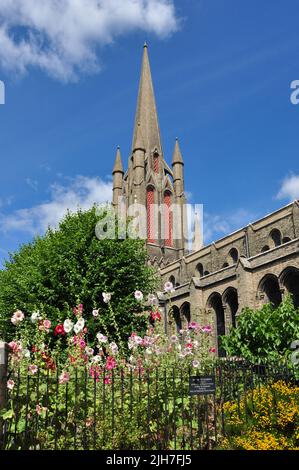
[1,360,297,450]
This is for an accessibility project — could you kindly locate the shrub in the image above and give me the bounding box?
[221,295,299,362]
[220,380,299,450]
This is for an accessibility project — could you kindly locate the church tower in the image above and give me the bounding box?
[112,44,188,266]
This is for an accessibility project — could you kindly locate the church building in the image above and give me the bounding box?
[112,45,299,354]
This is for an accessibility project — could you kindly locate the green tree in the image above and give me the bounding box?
[221,295,299,362]
[0,206,158,342]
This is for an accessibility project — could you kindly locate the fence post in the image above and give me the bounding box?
[0,341,9,445]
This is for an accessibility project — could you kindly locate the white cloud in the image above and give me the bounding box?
[204,209,257,244]
[277,174,299,202]
[0,176,112,235]
[0,0,178,81]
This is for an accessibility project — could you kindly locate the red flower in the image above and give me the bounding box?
[150,311,161,322]
[54,324,66,337]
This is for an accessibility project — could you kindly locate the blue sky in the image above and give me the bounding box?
[0,0,299,266]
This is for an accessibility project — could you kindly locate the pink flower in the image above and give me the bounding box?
[189,322,199,330]
[43,320,51,330]
[7,379,15,390]
[186,343,193,350]
[11,310,25,325]
[209,347,216,353]
[106,356,117,370]
[79,340,86,350]
[8,341,22,354]
[59,371,70,385]
[36,404,47,416]
[134,336,143,345]
[170,335,178,343]
[202,325,212,334]
[28,364,38,375]
[73,304,84,316]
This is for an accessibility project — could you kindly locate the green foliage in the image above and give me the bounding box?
[0,206,158,342]
[221,295,299,362]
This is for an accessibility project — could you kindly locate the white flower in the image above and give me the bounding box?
[110,342,118,354]
[23,349,31,359]
[92,309,99,318]
[74,318,85,334]
[31,311,41,323]
[63,319,74,334]
[92,355,102,363]
[170,335,178,343]
[102,293,112,304]
[192,360,200,368]
[128,340,135,350]
[85,347,94,356]
[147,294,158,306]
[164,281,174,293]
[97,333,108,344]
[134,290,143,301]
[145,348,153,355]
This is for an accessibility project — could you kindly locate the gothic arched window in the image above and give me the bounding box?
[147,187,156,244]
[270,229,282,247]
[164,190,173,247]
[153,153,159,174]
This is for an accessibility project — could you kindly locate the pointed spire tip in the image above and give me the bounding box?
[144,41,148,48]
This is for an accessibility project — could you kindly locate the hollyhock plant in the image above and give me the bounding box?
[54,324,66,337]
[7,379,15,391]
[202,325,212,334]
[102,293,112,304]
[74,318,85,334]
[134,290,144,301]
[59,371,70,385]
[11,310,25,325]
[73,304,84,316]
[31,311,42,323]
[164,281,174,293]
[63,319,74,334]
[106,356,117,370]
[97,333,108,344]
[39,319,51,333]
[28,364,38,375]
[150,310,162,322]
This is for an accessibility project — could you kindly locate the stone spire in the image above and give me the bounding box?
[112,146,124,208]
[172,137,184,165]
[132,43,162,155]
[172,138,184,197]
[192,211,203,252]
[113,146,124,174]
[133,122,146,151]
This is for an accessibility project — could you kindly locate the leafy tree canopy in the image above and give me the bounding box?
[221,295,299,362]
[0,206,158,342]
